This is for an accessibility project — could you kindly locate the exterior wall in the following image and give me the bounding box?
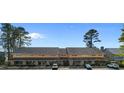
[104,50,113,61]
[10,57,106,66]
[10,54,106,67]
[104,49,124,62]
[9,47,107,67]
[112,56,124,61]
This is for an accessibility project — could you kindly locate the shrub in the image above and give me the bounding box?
[119,61,124,67]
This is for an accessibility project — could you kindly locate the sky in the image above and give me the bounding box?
[0,23,123,49]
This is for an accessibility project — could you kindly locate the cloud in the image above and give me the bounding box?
[29,33,46,39]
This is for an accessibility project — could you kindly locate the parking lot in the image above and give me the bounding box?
[59,68,124,70]
[0,65,124,70]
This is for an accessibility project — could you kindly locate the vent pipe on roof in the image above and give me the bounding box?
[100,46,105,52]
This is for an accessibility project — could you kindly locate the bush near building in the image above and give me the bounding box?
[113,54,124,57]
[112,54,124,67]
[119,60,124,67]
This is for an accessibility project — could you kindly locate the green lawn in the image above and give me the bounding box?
[113,54,124,57]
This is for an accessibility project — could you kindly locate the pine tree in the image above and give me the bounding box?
[119,28,124,48]
[119,27,124,54]
[0,23,31,60]
[83,29,101,48]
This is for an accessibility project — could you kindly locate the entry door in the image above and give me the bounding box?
[63,60,69,66]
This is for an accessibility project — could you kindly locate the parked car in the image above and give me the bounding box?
[107,63,119,69]
[84,64,92,70]
[52,63,58,70]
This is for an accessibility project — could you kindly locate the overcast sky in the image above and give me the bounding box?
[0,23,123,49]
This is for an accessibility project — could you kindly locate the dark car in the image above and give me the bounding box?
[84,64,92,70]
[52,63,58,70]
[107,63,119,69]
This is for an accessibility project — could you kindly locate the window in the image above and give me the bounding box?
[26,61,32,65]
[14,61,22,65]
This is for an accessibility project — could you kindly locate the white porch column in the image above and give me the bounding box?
[80,61,84,65]
[34,61,38,65]
[61,60,64,65]
[23,61,26,65]
[46,61,50,66]
[69,59,73,66]
[11,61,14,65]
[91,61,95,65]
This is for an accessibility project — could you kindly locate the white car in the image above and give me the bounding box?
[107,63,119,69]
[84,64,92,70]
[52,63,58,70]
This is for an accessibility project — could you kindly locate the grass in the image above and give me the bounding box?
[113,54,124,57]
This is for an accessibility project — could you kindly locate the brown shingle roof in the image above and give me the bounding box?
[105,48,123,54]
[14,47,59,56]
[13,47,104,57]
[59,48,67,56]
[66,47,103,55]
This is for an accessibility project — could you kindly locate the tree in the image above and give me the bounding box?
[0,31,2,45]
[0,23,13,59]
[83,29,101,48]
[0,23,31,60]
[119,27,124,48]
[11,27,19,51]
[118,27,124,53]
[16,27,31,48]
